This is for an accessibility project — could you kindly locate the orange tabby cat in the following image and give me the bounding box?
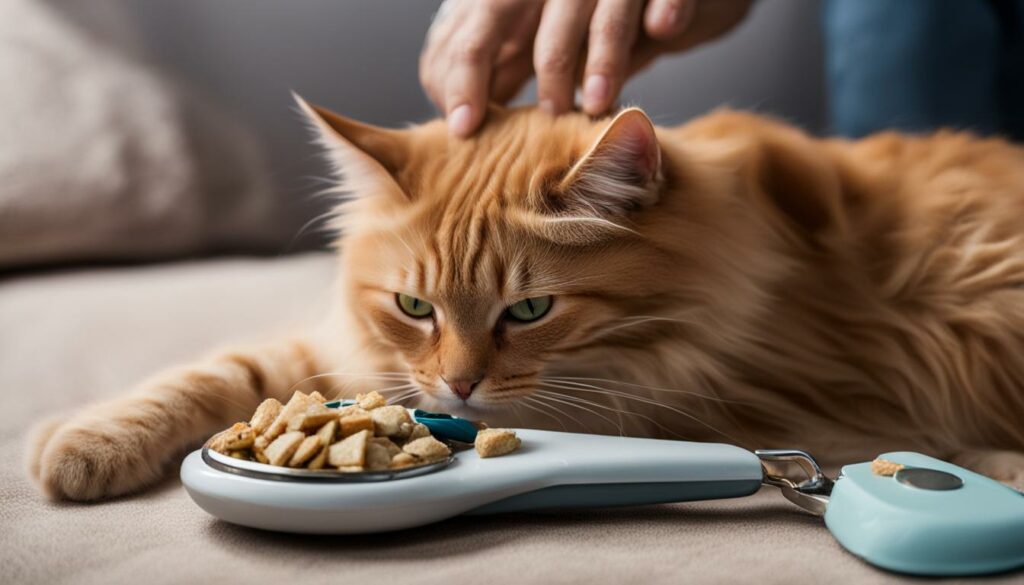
[28,96,1024,501]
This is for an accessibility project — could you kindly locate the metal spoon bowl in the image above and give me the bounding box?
[202,448,454,483]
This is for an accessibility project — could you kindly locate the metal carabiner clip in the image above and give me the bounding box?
[756,449,835,515]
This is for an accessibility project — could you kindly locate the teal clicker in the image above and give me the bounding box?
[181,405,1024,577]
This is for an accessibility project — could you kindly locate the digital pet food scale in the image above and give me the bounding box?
[181,405,1024,577]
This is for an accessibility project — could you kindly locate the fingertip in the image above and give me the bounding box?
[536,79,576,117]
[582,74,611,116]
[538,96,571,116]
[645,0,692,40]
[448,104,476,137]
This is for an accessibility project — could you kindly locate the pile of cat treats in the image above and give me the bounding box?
[208,390,521,471]
[208,390,452,471]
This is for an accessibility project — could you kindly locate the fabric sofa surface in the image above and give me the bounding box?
[3,255,1019,584]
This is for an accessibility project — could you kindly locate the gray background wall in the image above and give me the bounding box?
[118,0,825,249]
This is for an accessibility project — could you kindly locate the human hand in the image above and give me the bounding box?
[419,0,753,137]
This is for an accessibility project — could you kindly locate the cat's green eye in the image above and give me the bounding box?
[396,294,434,318]
[506,295,553,322]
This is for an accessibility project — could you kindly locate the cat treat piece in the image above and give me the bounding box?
[356,391,387,410]
[370,405,414,438]
[316,419,338,446]
[407,423,431,442]
[402,436,452,461]
[263,391,315,441]
[475,429,521,458]
[870,458,906,477]
[288,436,323,467]
[207,391,454,472]
[364,441,393,471]
[288,402,339,432]
[390,452,418,469]
[252,435,270,464]
[208,422,255,452]
[339,410,375,438]
[328,430,370,468]
[371,436,402,457]
[248,399,282,436]
[264,431,305,467]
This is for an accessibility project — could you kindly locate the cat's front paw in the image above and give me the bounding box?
[28,418,167,501]
[952,450,1024,490]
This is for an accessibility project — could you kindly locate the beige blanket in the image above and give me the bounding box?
[1,255,1017,584]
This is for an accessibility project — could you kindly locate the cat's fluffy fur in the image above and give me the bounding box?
[28,99,1024,501]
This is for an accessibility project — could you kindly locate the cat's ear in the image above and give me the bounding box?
[293,93,409,199]
[550,108,662,216]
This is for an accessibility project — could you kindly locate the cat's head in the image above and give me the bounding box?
[296,96,797,416]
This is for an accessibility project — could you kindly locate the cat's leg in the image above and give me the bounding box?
[950,449,1024,490]
[27,338,326,501]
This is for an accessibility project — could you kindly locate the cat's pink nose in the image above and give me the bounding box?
[445,378,481,400]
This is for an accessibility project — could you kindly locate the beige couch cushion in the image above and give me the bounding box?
[0,0,278,270]
[2,255,1019,584]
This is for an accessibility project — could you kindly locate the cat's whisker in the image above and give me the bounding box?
[535,389,636,436]
[375,384,419,395]
[540,380,736,443]
[325,382,416,402]
[534,388,633,435]
[289,372,411,388]
[282,208,341,254]
[321,379,353,403]
[509,402,529,428]
[530,390,605,430]
[311,371,412,379]
[527,392,611,436]
[534,387,688,440]
[321,376,372,403]
[522,394,594,434]
[388,389,422,405]
[536,389,689,443]
[286,371,412,396]
[282,173,347,250]
[515,396,568,431]
[391,386,421,398]
[536,379,746,446]
[544,375,745,405]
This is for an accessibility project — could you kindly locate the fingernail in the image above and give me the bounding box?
[448,104,473,136]
[656,3,679,29]
[583,74,609,113]
[539,99,556,115]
